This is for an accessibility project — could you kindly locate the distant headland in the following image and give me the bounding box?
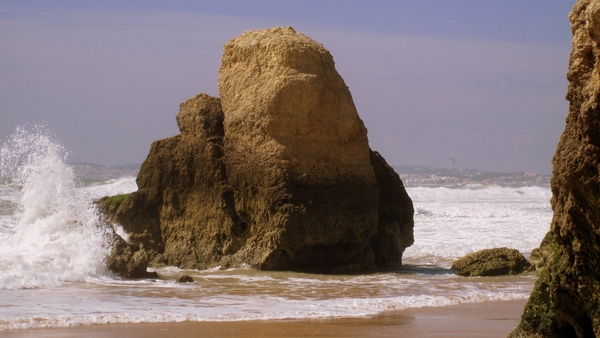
[393,165,551,187]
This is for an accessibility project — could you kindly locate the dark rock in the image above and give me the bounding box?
[177,275,194,283]
[451,247,533,277]
[97,196,159,279]
[370,151,415,269]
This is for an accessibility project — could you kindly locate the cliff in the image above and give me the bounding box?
[101,27,414,274]
[509,2,600,337]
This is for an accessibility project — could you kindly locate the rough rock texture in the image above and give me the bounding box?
[509,2,600,337]
[97,195,157,279]
[104,235,158,279]
[528,232,554,272]
[102,93,236,269]
[451,248,533,277]
[102,27,414,274]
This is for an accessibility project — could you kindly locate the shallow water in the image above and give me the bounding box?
[0,267,536,330]
[0,128,551,330]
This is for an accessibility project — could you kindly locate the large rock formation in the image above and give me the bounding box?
[509,2,600,337]
[102,27,414,274]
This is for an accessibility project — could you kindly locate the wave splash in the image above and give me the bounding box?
[0,126,114,290]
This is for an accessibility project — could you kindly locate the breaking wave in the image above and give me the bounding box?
[0,126,114,290]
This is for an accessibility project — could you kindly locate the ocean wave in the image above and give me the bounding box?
[84,177,138,200]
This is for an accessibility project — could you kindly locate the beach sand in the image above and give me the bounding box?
[2,299,525,338]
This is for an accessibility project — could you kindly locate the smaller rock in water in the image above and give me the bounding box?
[452,247,533,277]
[177,275,194,283]
[97,208,159,279]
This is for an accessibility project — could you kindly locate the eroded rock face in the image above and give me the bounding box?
[509,2,600,337]
[219,26,383,271]
[451,248,533,277]
[103,94,235,269]
[102,27,414,273]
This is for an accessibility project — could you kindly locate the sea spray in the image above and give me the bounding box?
[0,126,114,289]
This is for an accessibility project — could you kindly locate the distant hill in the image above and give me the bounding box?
[68,162,140,179]
[67,162,551,187]
[393,165,551,187]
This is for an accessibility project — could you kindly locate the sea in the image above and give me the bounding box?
[0,128,551,331]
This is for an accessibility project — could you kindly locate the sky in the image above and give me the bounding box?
[1,1,574,174]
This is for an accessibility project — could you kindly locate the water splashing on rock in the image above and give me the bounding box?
[0,126,113,289]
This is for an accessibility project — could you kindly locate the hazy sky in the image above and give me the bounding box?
[1,1,573,174]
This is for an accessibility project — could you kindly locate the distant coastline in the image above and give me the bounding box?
[68,162,140,179]
[68,162,550,187]
[393,165,551,187]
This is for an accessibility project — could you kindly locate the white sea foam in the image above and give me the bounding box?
[0,127,113,290]
[403,185,552,266]
[0,292,529,330]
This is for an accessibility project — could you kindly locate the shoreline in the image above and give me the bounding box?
[2,299,526,338]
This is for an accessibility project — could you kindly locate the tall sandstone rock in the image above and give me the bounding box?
[510,2,600,337]
[102,27,414,274]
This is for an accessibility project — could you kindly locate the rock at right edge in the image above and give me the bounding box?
[509,2,600,337]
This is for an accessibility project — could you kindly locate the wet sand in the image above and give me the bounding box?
[2,299,526,338]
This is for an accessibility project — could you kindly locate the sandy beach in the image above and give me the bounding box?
[2,299,525,338]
